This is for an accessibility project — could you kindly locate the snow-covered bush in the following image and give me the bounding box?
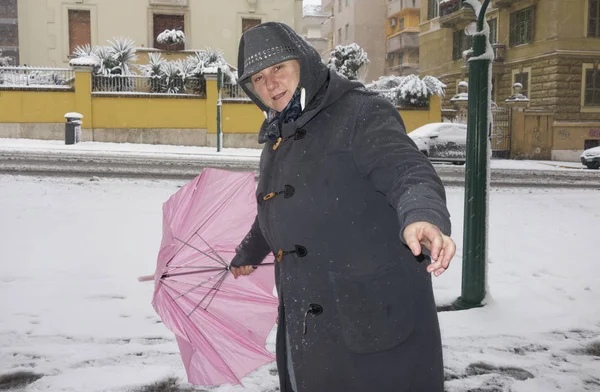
[157,29,186,47]
[367,74,446,108]
[0,49,12,66]
[136,48,234,94]
[74,37,137,76]
[74,37,137,92]
[188,47,237,84]
[326,43,369,81]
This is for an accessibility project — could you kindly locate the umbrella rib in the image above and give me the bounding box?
[193,232,229,266]
[172,271,225,300]
[187,269,228,317]
[172,236,227,267]
[202,269,229,310]
[162,266,227,279]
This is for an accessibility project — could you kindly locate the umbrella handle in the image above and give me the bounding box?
[137,275,154,282]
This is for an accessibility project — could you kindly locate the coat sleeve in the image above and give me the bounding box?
[351,95,451,239]
[230,215,272,267]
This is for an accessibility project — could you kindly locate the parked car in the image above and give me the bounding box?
[408,122,467,164]
[580,146,600,169]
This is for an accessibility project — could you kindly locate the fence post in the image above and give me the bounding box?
[71,64,94,138]
[204,72,218,147]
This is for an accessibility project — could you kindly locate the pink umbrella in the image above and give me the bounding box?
[145,168,277,387]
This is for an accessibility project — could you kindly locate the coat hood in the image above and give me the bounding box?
[237,22,330,114]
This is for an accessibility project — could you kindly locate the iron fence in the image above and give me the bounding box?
[491,107,511,158]
[92,74,206,96]
[0,66,74,89]
[222,83,250,101]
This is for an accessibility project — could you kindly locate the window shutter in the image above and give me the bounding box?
[68,10,91,55]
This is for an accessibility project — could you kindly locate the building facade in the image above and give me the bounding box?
[302,4,329,60]
[321,0,387,83]
[15,0,303,67]
[386,0,421,75]
[419,0,600,160]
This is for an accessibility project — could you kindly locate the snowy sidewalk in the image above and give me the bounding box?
[1,175,598,391]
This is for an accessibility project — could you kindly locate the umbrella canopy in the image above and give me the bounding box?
[151,168,277,386]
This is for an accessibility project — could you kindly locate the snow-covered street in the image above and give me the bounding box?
[0,174,599,392]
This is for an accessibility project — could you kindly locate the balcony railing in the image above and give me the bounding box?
[439,0,476,28]
[386,32,419,53]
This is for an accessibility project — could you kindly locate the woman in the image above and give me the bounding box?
[230,22,456,392]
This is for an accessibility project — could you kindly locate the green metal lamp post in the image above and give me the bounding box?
[453,0,492,310]
[217,67,223,152]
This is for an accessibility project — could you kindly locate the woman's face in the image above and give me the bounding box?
[250,60,301,112]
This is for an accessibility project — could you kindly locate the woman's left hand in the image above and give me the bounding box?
[403,222,456,277]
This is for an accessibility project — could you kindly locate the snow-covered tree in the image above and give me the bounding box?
[326,43,369,81]
[367,74,446,108]
[188,47,237,84]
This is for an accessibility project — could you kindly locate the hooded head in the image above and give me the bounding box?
[237,22,329,114]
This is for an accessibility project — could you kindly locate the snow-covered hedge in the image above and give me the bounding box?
[326,43,369,81]
[367,75,446,108]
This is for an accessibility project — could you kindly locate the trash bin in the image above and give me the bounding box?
[64,112,83,145]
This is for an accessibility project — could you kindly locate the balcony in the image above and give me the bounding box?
[491,0,538,8]
[321,0,334,12]
[439,0,476,28]
[462,43,507,74]
[388,0,421,17]
[321,17,334,37]
[386,32,419,53]
[149,0,188,5]
[388,63,419,76]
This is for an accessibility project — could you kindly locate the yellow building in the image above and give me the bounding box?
[386,0,421,75]
[13,0,303,68]
[419,0,600,160]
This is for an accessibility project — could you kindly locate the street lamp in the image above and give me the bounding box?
[453,0,492,310]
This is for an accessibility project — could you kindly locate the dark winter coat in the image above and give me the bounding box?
[232,23,451,392]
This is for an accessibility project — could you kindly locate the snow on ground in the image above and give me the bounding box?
[0,174,599,392]
[0,138,589,171]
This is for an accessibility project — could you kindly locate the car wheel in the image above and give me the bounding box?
[452,161,466,166]
[585,161,600,170]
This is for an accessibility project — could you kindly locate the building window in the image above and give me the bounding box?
[583,66,600,106]
[68,9,91,55]
[153,13,185,51]
[345,24,349,41]
[452,30,471,61]
[337,28,342,44]
[242,18,261,34]
[398,52,404,65]
[513,70,530,98]
[399,18,405,30]
[510,7,534,46]
[589,0,600,37]
[488,18,497,44]
[346,0,350,6]
[428,0,439,20]
[338,0,342,12]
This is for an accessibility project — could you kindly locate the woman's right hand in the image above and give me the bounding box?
[230,265,256,279]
